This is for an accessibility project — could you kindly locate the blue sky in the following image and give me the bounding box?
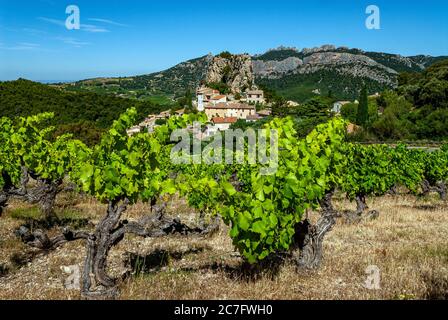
[1,0,447,81]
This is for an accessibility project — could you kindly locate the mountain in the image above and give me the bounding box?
[64,55,212,99]
[253,45,447,101]
[65,45,448,102]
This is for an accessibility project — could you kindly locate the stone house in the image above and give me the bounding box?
[246,90,265,104]
[205,102,256,120]
[196,87,220,102]
[211,117,238,131]
[210,95,227,105]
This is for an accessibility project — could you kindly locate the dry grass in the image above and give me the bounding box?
[0,193,447,300]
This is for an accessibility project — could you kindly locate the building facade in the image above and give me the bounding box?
[246,90,265,104]
[205,102,256,120]
[211,117,238,131]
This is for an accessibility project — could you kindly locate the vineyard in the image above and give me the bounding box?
[0,109,447,299]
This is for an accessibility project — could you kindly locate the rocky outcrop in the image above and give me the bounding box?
[205,54,254,93]
[302,44,337,55]
[302,52,396,73]
[253,57,303,78]
[253,51,397,85]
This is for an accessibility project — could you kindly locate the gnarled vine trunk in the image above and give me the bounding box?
[355,194,368,214]
[25,178,62,222]
[388,185,399,195]
[0,191,8,216]
[80,200,128,298]
[422,179,431,196]
[435,182,447,201]
[18,198,220,299]
[1,168,62,221]
[293,190,337,269]
[343,193,379,224]
[82,199,220,298]
[422,180,447,201]
[0,168,27,217]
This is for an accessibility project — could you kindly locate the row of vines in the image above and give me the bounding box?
[1,109,447,297]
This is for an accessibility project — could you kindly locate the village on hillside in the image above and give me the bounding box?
[123,49,384,137]
[126,86,273,136]
[126,83,372,137]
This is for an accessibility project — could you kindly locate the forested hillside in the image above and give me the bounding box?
[342,60,448,141]
[0,79,169,144]
[376,60,448,139]
[256,65,391,102]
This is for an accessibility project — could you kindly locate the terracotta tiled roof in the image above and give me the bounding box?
[211,95,226,100]
[212,117,238,124]
[206,102,255,110]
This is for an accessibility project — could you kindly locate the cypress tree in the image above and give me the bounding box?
[272,96,289,117]
[357,85,369,125]
[185,89,193,111]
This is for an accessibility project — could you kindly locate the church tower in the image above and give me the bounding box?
[197,94,204,112]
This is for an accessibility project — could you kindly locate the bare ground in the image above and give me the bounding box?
[0,192,447,300]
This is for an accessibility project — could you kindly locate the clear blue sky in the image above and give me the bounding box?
[1,0,447,81]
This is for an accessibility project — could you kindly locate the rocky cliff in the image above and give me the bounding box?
[253,47,398,87]
[205,54,254,93]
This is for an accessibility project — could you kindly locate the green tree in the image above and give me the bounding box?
[218,51,233,59]
[292,97,332,137]
[371,60,448,140]
[207,82,230,94]
[186,89,193,109]
[341,103,358,123]
[177,89,193,112]
[371,91,413,140]
[258,84,280,104]
[271,96,289,117]
[356,85,369,126]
